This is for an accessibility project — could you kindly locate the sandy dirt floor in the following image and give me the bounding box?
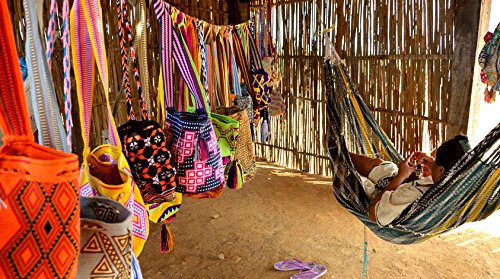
[139,162,500,279]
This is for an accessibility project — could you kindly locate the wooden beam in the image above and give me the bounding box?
[447,0,482,139]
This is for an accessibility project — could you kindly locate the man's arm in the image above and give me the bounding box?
[368,154,416,222]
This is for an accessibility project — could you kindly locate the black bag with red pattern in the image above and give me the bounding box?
[116,0,176,203]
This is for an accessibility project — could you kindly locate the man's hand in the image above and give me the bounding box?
[397,153,417,180]
[416,154,435,166]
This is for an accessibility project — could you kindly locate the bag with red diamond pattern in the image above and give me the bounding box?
[0,1,80,278]
[155,1,224,195]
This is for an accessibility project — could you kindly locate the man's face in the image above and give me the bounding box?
[429,160,445,183]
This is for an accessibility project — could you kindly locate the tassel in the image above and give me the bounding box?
[198,134,209,161]
[227,161,238,189]
[160,223,174,253]
[236,163,244,189]
[261,119,269,143]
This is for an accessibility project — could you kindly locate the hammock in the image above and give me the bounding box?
[325,55,500,244]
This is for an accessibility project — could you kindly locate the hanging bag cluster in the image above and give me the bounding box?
[115,0,177,204]
[155,0,225,194]
[0,2,80,277]
[71,0,149,256]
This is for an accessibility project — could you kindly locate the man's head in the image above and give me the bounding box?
[429,135,471,183]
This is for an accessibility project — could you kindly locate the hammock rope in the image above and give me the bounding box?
[325,57,500,244]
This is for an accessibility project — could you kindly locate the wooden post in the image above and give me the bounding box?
[228,0,242,24]
[228,0,250,24]
[447,0,482,139]
[467,0,492,144]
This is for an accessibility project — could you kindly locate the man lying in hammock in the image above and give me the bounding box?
[349,135,471,226]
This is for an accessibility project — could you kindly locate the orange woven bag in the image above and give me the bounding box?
[0,2,80,278]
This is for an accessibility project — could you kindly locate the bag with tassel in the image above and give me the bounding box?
[0,3,80,277]
[147,192,183,252]
[211,113,243,189]
[116,0,177,204]
[155,0,224,194]
[71,0,149,256]
[215,106,256,183]
[77,196,137,278]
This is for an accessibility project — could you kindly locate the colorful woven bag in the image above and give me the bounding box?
[215,106,256,182]
[0,3,80,278]
[210,113,240,165]
[71,0,149,256]
[155,0,224,194]
[211,113,242,189]
[77,196,134,278]
[269,88,286,117]
[116,0,177,204]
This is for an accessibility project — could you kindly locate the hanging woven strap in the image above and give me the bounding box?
[117,0,149,120]
[0,1,33,141]
[46,0,73,151]
[154,0,209,113]
[72,0,120,147]
[24,0,69,152]
[228,27,242,97]
[117,0,136,120]
[248,21,264,72]
[136,0,151,113]
[216,26,231,106]
[46,0,58,69]
[197,20,209,95]
[232,28,256,100]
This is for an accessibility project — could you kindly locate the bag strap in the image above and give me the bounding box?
[71,0,120,147]
[46,0,73,151]
[197,20,210,97]
[136,0,151,113]
[154,0,209,112]
[228,27,242,97]
[24,0,69,152]
[0,0,33,141]
[232,28,256,101]
[117,0,149,121]
[248,20,263,72]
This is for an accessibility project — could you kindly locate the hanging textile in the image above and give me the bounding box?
[0,2,80,277]
[71,0,149,256]
[325,50,500,244]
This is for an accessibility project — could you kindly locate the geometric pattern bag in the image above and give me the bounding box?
[269,88,286,117]
[211,113,242,189]
[0,3,80,278]
[77,196,133,279]
[71,0,149,257]
[215,106,256,183]
[155,0,224,195]
[116,0,177,204]
[210,113,240,165]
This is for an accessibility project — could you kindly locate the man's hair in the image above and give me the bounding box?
[435,135,471,172]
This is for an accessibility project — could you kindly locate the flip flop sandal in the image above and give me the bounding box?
[290,264,327,279]
[274,258,316,271]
